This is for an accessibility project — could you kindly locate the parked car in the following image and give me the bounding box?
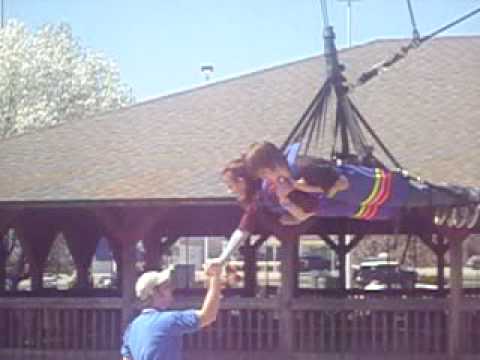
[354,257,417,289]
[466,255,480,269]
[300,255,331,271]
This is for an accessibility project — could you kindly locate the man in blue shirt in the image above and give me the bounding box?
[121,264,222,360]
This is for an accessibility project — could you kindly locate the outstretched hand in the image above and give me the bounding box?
[204,259,223,277]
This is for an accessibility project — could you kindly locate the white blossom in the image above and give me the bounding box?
[0,20,134,139]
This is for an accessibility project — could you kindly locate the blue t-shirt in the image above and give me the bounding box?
[121,309,200,360]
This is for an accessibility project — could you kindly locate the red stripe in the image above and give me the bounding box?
[362,170,387,219]
[365,171,392,220]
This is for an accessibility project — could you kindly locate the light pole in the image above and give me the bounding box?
[1,0,5,28]
[337,0,361,48]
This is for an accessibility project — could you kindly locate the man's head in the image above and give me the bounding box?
[135,268,175,309]
[244,141,289,181]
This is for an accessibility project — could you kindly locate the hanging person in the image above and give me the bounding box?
[242,141,459,223]
[213,144,480,264]
[208,157,293,266]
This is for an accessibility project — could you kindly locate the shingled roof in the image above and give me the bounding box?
[1,36,480,203]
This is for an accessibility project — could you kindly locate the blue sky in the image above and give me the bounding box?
[6,0,480,101]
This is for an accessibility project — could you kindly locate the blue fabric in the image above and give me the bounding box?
[121,309,200,360]
[333,164,410,208]
[284,142,301,177]
[308,165,411,220]
[259,144,413,221]
[261,143,474,219]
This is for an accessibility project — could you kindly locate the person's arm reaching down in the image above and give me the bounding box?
[217,229,250,264]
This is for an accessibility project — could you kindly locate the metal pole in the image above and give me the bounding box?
[338,0,361,48]
[347,0,352,48]
[1,0,5,28]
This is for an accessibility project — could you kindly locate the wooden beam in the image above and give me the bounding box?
[345,233,365,253]
[16,211,59,290]
[0,209,20,293]
[447,234,466,359]
[418,231,437,253]
[120,237,137,330]
[277,234,299,358]
[93,208,168,329]
[0,228,8,294]
[159,235,180,254]
[318,233,338,251]
[242,243,257,297]
[337,234,347,290]
[435,234,447,291]
[62,212,102,289]
[143,234,163,271]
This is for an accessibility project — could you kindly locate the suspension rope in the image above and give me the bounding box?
[421,6,480,43]
[348,99,403,169]
[351,6,480,90]
[281,79,332,151]
[320,0,330,27]
[406,0,420,41]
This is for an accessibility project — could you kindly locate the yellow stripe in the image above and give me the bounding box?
[354,169,383,218]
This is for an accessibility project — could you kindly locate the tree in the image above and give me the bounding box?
[0,20,133,138]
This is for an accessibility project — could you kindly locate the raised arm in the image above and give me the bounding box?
[212,203,256,265]
[276,179,316,224]
[294,175,349,198]
[279,197,316,224]
[293,178,325,193]
[196,264,222,327]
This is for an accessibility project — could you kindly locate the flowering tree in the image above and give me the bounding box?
[0,21,133,138]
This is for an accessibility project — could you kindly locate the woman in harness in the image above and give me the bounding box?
[213,142,480,264]
[243,141,413,224]
[243,141,477,224]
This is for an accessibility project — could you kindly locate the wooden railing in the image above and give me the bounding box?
[0,297,122,351]
[0,295,479,359]
[462,298,480,355]
[173,297,280,352]
[292,298,447,355]
[0,298,122,360]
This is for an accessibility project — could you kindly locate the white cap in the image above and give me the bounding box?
[135,267,173,301]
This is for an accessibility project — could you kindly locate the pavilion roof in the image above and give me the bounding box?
[1,36,480,203]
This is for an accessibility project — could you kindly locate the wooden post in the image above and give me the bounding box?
[437,250,445,291]
[121,238,137,330]
[143,234,163,271]
[421,232,448,291]
[278,233,299,358]
[16,213,57,291]
[435,234,448,291]
[448,235,464,359]
[241,243,257,297]
[93,208,162,329]
[63,214,101,289]
[0,228,9,294]
[0,210,17,293]
[337,234,347,290]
